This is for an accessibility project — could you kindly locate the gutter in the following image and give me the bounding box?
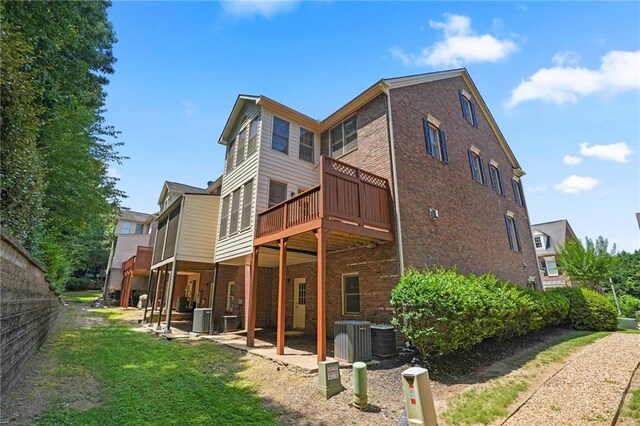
[382,84,405,275]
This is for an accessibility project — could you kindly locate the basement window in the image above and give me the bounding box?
[342,274,360,315]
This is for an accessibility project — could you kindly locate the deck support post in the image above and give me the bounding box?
[156,264,169,330]
[165,260,178,333]
[277,238,288,355]
[315,229,329,362]
[247,246,259,347]
[208,262,219,335]
[142,269,156,323]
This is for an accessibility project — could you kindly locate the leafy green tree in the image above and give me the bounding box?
[556,236,618,290]
[612,250,640,298]
[1,1,124,289]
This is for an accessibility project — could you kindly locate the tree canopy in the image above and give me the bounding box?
[1,1,124,289]
[556,236,618,290]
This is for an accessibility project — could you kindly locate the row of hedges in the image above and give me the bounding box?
[390,269,618,357]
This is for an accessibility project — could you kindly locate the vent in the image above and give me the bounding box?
[192,308,211,333]
[428,208,439,218]
[334,320,372,363]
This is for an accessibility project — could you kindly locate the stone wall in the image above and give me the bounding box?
[0,228,62,400]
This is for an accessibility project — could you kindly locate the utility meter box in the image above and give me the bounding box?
[401,367,438,426]
[318,361,342,399]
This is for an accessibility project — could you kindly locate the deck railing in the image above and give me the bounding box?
[123,246,153,275]
[256,156,392,239]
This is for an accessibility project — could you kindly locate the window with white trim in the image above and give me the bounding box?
[468,149,486,185]
[299,127,314,162]
[330,116,357,158]
[544,257,559,276]
[512,178,524,206]
[489,163,505,195]
[534,236,543,249]
[459,91,477,127]
[226,282,235,311]
[271,116,289,154]
[342,274,360,315]
[241,180,253,230]
[423,119,448,163]
[219,196,230,238]
[121,221,132,234]
[229,188,241,235]
[504,214,521,252]
[135,223,144,234]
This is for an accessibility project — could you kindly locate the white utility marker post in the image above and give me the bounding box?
[400,367,438,425]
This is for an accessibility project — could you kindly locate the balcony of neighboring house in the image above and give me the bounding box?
[143,191,220,331]
[119,246,153,308]
[246,155,394,362]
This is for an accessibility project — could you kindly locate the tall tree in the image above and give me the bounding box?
[556,236,618,290]
[1,1,124,288]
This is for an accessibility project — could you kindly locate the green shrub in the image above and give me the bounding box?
[64,277,93,291]
[550,287,618,331]
[390,268,569,357]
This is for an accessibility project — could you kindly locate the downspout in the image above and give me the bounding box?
[382,85,405,275]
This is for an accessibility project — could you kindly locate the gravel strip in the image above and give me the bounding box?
[504,333,640,426]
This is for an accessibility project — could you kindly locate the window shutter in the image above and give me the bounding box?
[497,168,505,196]
[479,158,487,185]
[470,102,478,127]
[440,130,448,163]
[459,92,466,118]
[513,218,521,251]
[490,167,497,191]
[423,119,433,155]
[320,131,330,156]
[467,149,476,180]
[504,215,513,250]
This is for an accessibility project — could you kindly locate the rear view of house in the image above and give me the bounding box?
[213,68,541,361]
[531,219,578,289]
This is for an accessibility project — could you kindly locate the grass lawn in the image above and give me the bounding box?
[62,290,103,303]
[443,330,610,426]
[626,385,640,421]
[31,305,279,425]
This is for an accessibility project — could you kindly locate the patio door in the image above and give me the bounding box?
[293,278,306,329]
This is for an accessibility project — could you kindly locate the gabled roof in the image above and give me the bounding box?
[157,181,207,206]
[531,219,578,255]
[118,210,153,223]
[217,68,524,174]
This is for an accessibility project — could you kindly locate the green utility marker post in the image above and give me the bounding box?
[352,362,368,410]
[318,361,342,399]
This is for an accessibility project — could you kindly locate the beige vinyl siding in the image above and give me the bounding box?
[215,103,262,263]
[112,234,153,268]
[176,195,220,264]
[255,108,320,214]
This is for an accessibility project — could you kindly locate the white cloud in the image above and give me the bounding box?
[579,142,633,163]
[390,13,518,67]
[527,185,548,193]
[507,50,640,107]
[553,175,599,194]
[552,51,580,66]
[221,0,298,18]
[562,155,582,165]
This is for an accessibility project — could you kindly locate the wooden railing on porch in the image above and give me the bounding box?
[256,156,393,239]
[123,246,153,276]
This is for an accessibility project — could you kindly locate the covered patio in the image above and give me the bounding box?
[246,156,395,362]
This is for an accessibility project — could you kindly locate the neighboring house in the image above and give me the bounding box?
[212,68,540,361]
[104,210,157,300]
[531,219,578,289]
[144,179,222,328]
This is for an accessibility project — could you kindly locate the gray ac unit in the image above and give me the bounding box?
[192,308,211,333]
[334,320,372,363]
[371,324,397,358]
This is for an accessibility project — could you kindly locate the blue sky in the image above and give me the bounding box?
[104,1,640,251]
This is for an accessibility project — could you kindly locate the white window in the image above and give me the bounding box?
[330,116,357,158]
[534,236,543,249]
[299,127,314,162]
[236,127,247,165]
[219,196,230,238]
[229,188,241,235]
[268,180,287,208]
[545,257,559,276]
[241,180,253,230]
[248,116,260,154]
[226,282,235,311]
[342,274,360,315]
[121,221,132,234]
[271,116,289,154]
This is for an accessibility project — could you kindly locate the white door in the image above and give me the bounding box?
[293,278,306,329]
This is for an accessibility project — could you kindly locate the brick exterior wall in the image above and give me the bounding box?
[1,229,62,400]
[389,77,540,287]
[262,242,398,336]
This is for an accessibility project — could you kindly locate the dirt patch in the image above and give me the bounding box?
[1,302,105,425]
